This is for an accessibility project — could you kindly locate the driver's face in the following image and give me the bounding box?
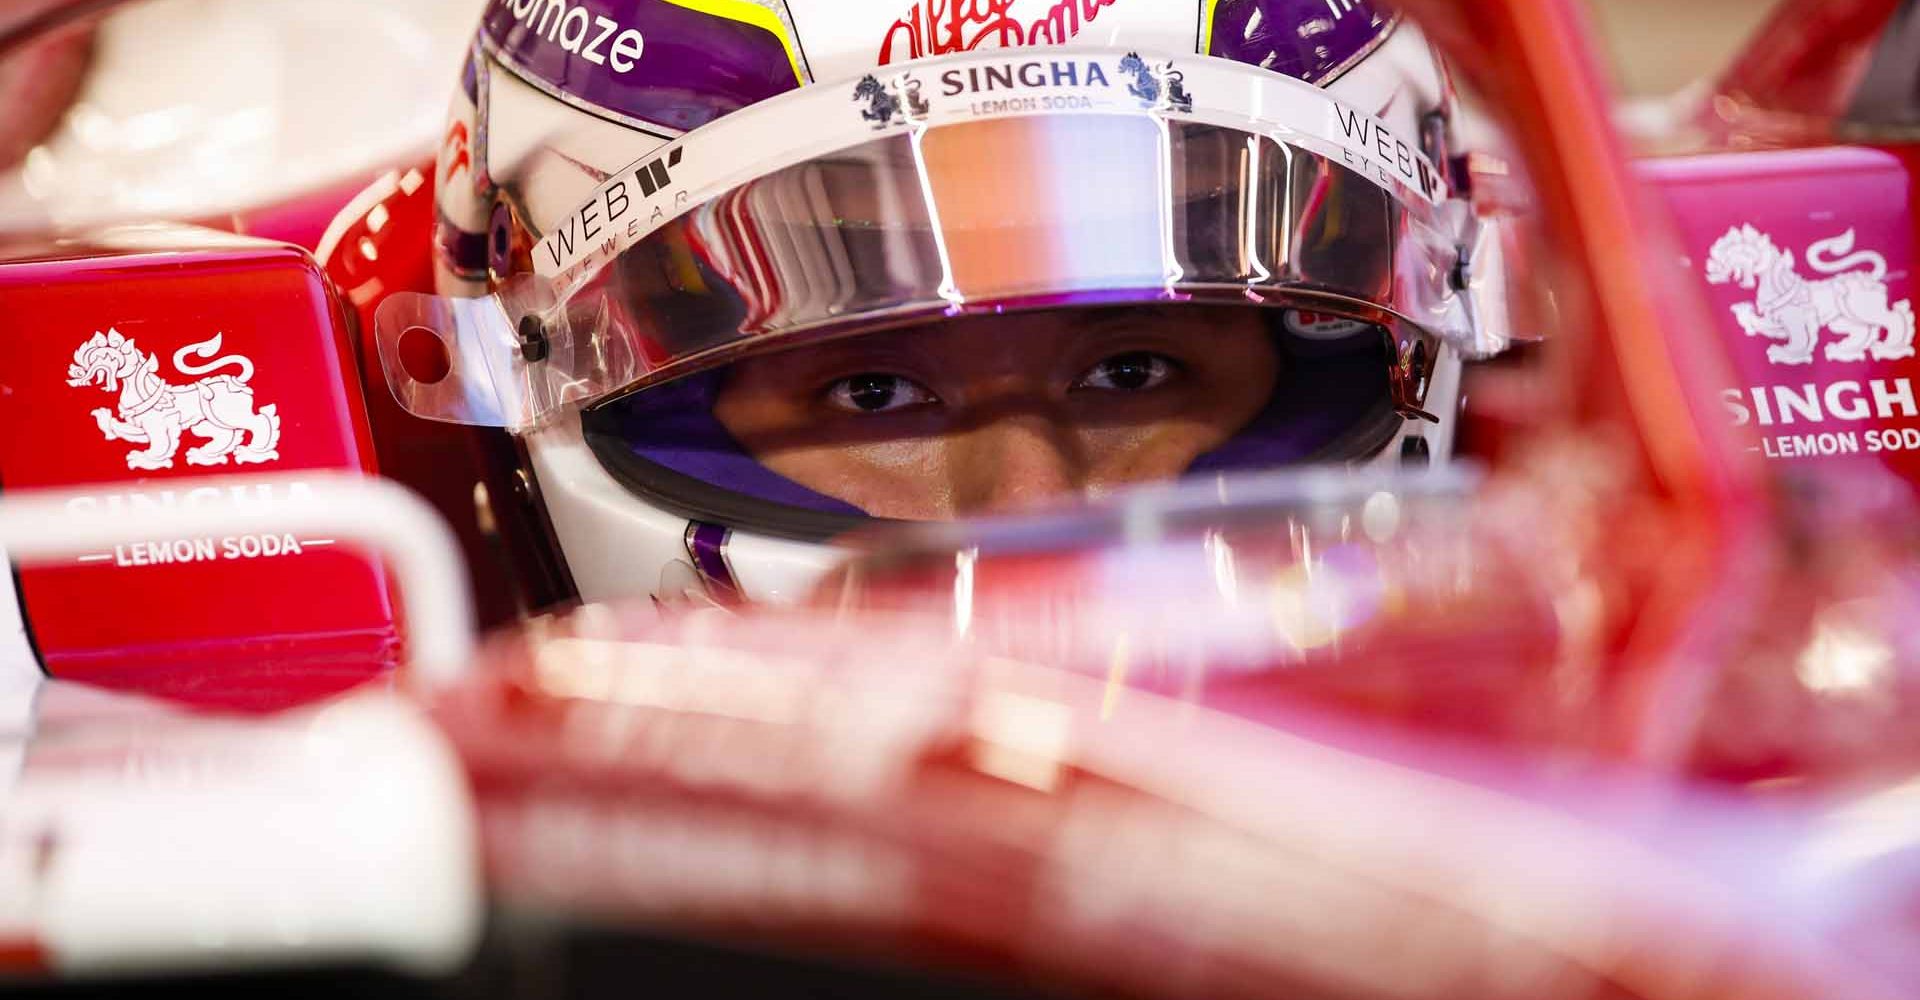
[711,307,1280,520]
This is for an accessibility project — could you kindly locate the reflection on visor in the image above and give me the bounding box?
[618,115,1413,365]
[580,305,1404,538]
[375,50,1507,432]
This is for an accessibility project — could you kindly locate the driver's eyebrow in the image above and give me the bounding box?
[1076,309,1174,334]
[772,335,930,378]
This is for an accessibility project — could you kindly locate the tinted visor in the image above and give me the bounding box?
[582,303,1405,538]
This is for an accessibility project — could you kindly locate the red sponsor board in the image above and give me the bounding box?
[1647,145,1920,477]
[0,234,398,708]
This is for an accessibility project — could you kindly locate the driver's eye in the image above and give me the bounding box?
[825,373,938,413]
[1072,351,1178,392]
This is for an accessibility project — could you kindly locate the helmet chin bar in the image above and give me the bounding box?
[525,409,843,606]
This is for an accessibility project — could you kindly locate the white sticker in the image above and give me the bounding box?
[533,48,1448,284]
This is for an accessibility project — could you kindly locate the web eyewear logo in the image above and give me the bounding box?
[1706,224,1915,366]
[853,73,930,128]
[636,146,683,195]
[541,146,691,276]
[1331,104,1442,202]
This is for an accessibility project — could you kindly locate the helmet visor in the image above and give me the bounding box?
[375,49,1503,432]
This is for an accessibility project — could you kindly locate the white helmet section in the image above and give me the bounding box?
[526,412,840,605]
[436,0,1465,607]
[434,41,666,298]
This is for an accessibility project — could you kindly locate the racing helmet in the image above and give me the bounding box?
[380,0,1515,605]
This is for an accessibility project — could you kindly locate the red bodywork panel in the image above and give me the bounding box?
[0,234,400,709]
[1710,0,1902,133]
[318,163,569,628]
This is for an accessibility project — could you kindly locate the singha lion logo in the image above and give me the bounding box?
[1705,224,1915,366]
[1118,52,1192,112]
[66,329,281,470]
[853,72,928,128]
